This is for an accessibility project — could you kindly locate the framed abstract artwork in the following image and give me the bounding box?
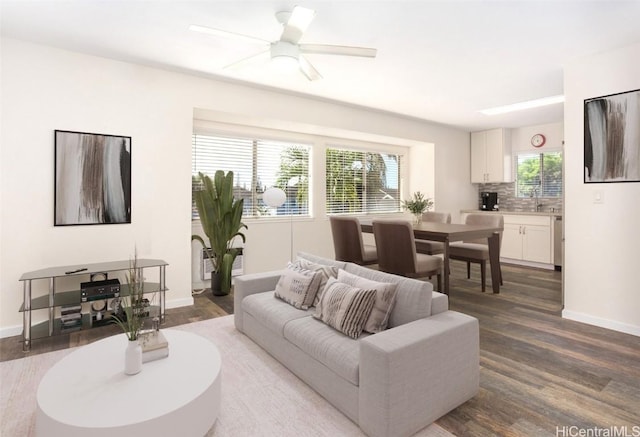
[584,88,640,183]
[54,130,131,226]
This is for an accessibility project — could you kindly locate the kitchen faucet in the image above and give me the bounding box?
[530,187,543,212]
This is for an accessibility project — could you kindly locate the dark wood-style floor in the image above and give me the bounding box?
[1,263,638,437]
[444,263,640,436]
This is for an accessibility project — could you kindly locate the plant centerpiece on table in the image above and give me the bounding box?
[192,171,247,296]
[112,251,146,375]
[402,191,434,224]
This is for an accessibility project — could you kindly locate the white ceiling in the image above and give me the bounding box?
[2,1,640,131]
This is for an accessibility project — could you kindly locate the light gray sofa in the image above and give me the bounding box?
[234,252,479,437]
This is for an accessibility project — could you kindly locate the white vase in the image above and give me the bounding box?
[124,339,142,375]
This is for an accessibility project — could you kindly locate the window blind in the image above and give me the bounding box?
[541,151,562,197]
[325,147,402,214]
[516,151,562,198]
[192,134,311,218]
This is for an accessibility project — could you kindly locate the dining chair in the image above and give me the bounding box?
[449,213,504,293]
[414,211,452,255]
[372,220,442,291]
[329,216,378,265]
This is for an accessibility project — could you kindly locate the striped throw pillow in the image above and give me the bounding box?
[274,265,322,310]
[337,269,398,334]
[313,278,377,339]
[292,258,339,306]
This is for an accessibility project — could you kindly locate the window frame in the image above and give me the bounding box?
[192,119,413,220]
[192,132,312,220]
[325,145,404,215]
[514,148,563,199]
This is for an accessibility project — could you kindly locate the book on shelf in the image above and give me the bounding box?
[142,346,169,363]
[138,330,168,353]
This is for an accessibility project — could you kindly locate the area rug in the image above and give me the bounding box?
[0,315,454,436]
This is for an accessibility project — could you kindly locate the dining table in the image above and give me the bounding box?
[360,219,502,295]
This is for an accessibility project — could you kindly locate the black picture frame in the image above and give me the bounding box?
[584,88,640,183]
[54,130,131,226]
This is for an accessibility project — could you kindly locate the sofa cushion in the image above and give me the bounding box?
[274,264,322,310]
[242,291,313,335]
[337,269,398,333]
[291,258,339,306]
[344,263,432,328]
[284,316,367,385]
[313,278,377,339]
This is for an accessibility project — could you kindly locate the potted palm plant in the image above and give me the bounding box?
[192,171,247,296]
[402,191,434,224]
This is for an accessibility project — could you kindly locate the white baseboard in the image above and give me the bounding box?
[0,325,23,339]
[165,296,194,309]
[500,258,555,270]
[0,297,196,339]
[562,310,640,337]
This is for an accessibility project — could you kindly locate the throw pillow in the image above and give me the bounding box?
[337,269,399,333]
[338,270,398,334]
[313,277,377,339]
[274,265,322,310]
[292,258,339,306]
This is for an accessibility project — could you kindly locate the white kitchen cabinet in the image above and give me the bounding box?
[501,223,523,259]
[501,215,552,264]
[471,128,512,183]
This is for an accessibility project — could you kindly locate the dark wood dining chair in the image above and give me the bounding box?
[372,220,442,291]
[415,211,452,255]
[329,216,378,265]
[449,213,504,292]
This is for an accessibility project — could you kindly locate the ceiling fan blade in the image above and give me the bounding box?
[189,24,270,45]
[280,6,316,44]
[299,55,322,81]
[300,44,377,58]
[223,49,270,70]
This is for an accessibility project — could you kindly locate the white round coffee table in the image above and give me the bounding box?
[36,329,221,437]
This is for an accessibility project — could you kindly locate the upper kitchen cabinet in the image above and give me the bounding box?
[471,128,512,183]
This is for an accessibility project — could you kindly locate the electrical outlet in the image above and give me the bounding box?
[593,189,604,204]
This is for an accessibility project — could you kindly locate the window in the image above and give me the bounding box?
[516,151,562,198]
[325,147,402,214]
[192,134,310,218]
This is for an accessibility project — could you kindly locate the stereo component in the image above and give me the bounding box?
[81,278,121,302]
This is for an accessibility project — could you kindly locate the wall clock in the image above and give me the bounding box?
[531,134,546,147]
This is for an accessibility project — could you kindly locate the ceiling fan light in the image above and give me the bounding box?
[270,41,300,73]
[271,55,299,73]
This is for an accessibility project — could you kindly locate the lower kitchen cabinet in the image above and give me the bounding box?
[501,215,552,264]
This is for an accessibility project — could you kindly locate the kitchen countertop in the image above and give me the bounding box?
[461,209,563,217]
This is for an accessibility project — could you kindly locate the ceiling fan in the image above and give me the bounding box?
[189,5,377,81]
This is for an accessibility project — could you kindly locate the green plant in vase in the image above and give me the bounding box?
[112,251,146,375]
[111,253,145,341]
[401,191,434,224]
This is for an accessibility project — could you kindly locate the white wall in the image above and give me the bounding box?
[563,41,640,336]
[1,39,196,335]
[435,134,477,223]
[409,144,436,210]
[510,122,564,153]
[0,38,475,335]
